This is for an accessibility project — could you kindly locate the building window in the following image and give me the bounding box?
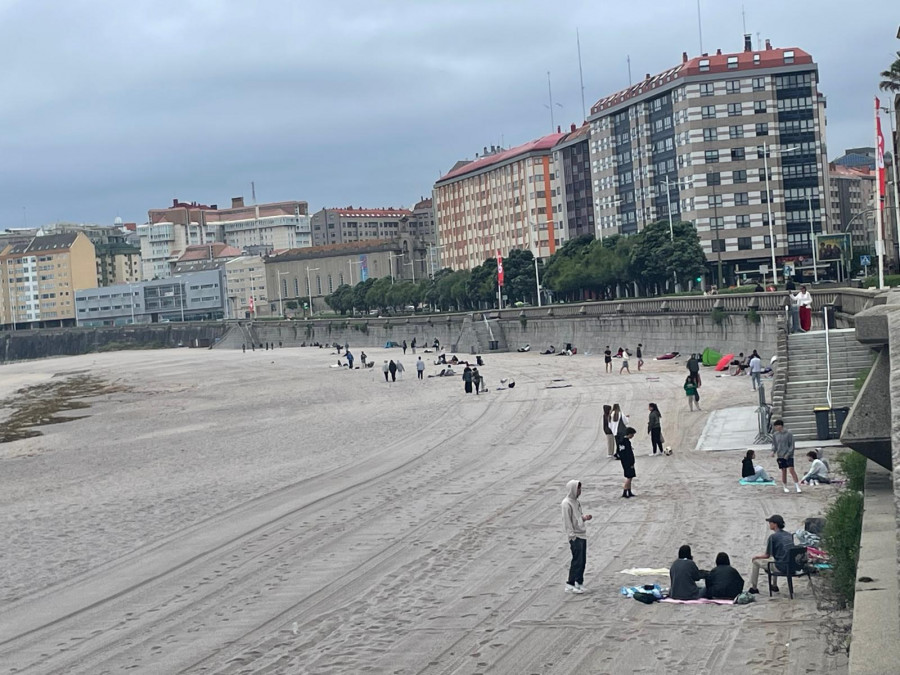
[752,76,766,91]
[702,105,716,119]
[760,190,772,203]
[735,192,749,206]
[727,56,739,69]
[731,147,746,161]
[738,237,753,250]
[711,238,726,252]
[729,125,744,139]
[700,82,715,96]
[727,103,742,117]
[710,194,723,207]
[784,50,795,64]
[755,122,769,136]
[726,80,741,94]
[703,127,718,141]
[294,278,300,296]
[705,150,719,163]
[737,215,751,228]
[282,278,288,297]
[753,100,767,114]
[707,172,721,186]
[328,274,334,293]
[699,59,710,72]
[316,275,322,295]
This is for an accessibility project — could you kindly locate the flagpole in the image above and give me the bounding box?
[876,97,886,290]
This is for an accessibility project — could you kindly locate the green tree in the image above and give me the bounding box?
[879,51,900,92]
[324,285,353,315]
[353,278,375,313]
[502,248,539,305]
[630,220,706,294]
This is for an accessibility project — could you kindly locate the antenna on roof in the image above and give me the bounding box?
[251,181,256,205]
[576,28,587,122]
[546,71,555,132]
[742,4,747,35]
[626,55,632,86]
[697,0,704,54]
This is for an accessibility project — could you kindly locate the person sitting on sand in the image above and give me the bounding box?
[542,345,556,355]
[704,552,744,599]
[741,450,772,482]
[800,451,831,484]
[669,545,706,600]
[517,344,531,352]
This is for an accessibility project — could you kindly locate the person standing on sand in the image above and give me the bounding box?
[346,350,354,369]
[402,340,408,355]
[382,360,390,382]
[389,360,398,382]
[619,348,631,375]
[748,514,793,594]
[602,404,616,458]
[416,356,425,380]
[561,479,592,593]
[636,343,644,372]
[647,403,664,455]
[772,419,801,493]
[395,360,405,379]
[462,365,473,393]
[686,354,701,387]
[411,337,417,354]
[684,376,700,411]
[617,427,637,498]
[360,351,367,368]
[749,352,762,391]
[604,346,612,373]
[609,404,628,443]
[472,367,482,395]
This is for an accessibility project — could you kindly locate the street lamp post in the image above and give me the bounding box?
[763,143,799,287]
[347,258,363,286]
[664,175,687,291]
[807,195,818,283]
[880,104,900,271]
[128,284,136,324]
[533,255,542,307]
[305,266,319,316]
[428,244,446,279]
[387,252,403,284]
[276,270,289,317]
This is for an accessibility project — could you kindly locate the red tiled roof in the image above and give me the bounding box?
[829,164,874,178]
[437,132,567,183]
[591,46,814,115]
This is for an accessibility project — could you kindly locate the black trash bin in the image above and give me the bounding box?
[831,406,850,437]
[823,305,837,329]
[813,407,830,441]
[489,340,499,350]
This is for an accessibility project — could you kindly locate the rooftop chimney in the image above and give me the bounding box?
[557,125,561,133]
[571,123,577,132]
[765,38,772,50]
[682,52,688,63]
[172,198,178,207]
[716,48,722,55]
[483,146,488,155]
[232,197,244,208]
[744,34,753,52]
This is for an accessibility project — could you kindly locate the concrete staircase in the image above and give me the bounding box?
[780,329,875,439]
[472,315,508,353]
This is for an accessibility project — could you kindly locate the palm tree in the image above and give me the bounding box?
[880,51,900,93]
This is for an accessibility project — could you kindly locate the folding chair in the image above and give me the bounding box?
[766,546,813,599]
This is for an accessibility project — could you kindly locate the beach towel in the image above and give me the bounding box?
[660,598,734,605]
[620,583,664,599]
[739,479,775,486]
[619,568,670,576]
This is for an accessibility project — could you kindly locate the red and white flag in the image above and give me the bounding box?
[249,295,255,313]
[876,97,886,208]
[496,250,504,286]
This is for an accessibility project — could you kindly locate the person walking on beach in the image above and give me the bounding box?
[462,365,473,393]
[411,337,417,354]
[382,360,390,382]
[402,340,408,355]
[686,353,701,387]
[346,350,354,369]
[395,360,405,379]
[684,376,700,411]
[602,404,616,458]
[636,343,644,372]
[647,403,664,455]
[561,479,592,593]
[472,367,482,395]
[748,514,793,594]
[619,348,631,375]
[617,427,637,498]
[604,346,612,373]
[389,360,398,382]
[772,420,801,493]
[609,404,628,443]
[416,356,425,380]
[749,352,762,391]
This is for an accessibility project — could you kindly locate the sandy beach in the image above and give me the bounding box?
[0,346,848,674]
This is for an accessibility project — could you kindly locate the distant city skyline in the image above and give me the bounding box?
[0,0,895,226]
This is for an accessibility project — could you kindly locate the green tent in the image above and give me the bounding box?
[701,348,722,367]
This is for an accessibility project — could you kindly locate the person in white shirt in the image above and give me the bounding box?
[749,352,763,391]
[801,451,831,484]
[792,285,813,332]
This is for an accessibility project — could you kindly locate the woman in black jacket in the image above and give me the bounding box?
[648,403,664,456]
[617,427,637,498]
[704,552,745,599]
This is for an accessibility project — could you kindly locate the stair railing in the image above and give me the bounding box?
[823,306,832,408]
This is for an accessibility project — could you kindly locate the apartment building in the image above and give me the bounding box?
[224,255,268,318]
[553,123,595,240]
[0,232,97,328]
[588,37,828,282]
[140,197,311,279]
[311,207,413,247]
[433,134,566,271]
[829,163,875,252]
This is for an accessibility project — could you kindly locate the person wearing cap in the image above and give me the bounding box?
[771,419,801,493]
[748,514,794,594]
[561,480,593,594]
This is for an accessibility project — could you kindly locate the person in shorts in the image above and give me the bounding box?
[636,343,644,372]
[771,420,800,493]
[604,346,612,373]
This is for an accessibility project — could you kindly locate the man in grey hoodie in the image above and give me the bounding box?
[561,479,593,593]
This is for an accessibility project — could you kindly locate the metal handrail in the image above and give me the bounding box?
[824,306,832,408]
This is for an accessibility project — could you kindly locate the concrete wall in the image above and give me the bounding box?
[0,323,227,363]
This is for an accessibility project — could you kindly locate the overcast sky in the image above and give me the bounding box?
[0,0,896,227]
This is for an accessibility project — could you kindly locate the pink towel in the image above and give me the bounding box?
[660,598,734,605]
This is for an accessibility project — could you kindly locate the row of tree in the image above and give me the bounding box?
[324,220,708,314]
